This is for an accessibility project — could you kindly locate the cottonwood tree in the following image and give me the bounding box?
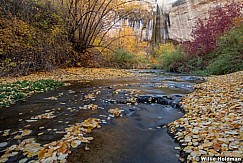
[61,0,153,53]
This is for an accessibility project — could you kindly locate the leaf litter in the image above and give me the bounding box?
[0,118,101,163]
[168,71,243,162]
[108,108,123,117]
[0,68,133,84]
[26,111,56,122]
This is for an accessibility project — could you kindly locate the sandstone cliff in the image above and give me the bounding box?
[168,0,242,42]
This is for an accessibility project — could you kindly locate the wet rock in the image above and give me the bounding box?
[183,76,205,82]
[136,95,154,103]
[0,142,8,148]
[102,98,137,105]
[157,97,171,105]
[123,108,140,116]
[136,95,181,107]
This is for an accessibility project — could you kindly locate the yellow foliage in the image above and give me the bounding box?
[47,26,64,45]
[233,17,243,26]
[109,22,148,53]
[118,1,152,20]
[149,58,158,64]
[113,22,137,52]
[0,18,32,54]
[153,43,176,57]
[155,43,176,54]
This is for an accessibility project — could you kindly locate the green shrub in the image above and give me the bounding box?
[193,70,211,76]
[215,24,243,56]
[187,57,204,71]
[158,47,189,72]
[206,25,243,75]
[153,43,176,58]
[110,49,140,69]
[206,53,243,75]
[170,24,243,75]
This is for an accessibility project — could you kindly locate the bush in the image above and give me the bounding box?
[153,3,242,75]
[215,24,243,56]
[156,23,242,75]
[109,49,149,69]
[0,1,72,76]
[206,54,243,75]
[205,24,243,75]
[154,43,176,57]
[158,47,190,72]
[110,49,138,69]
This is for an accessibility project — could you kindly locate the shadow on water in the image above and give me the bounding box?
[0,70,204,163]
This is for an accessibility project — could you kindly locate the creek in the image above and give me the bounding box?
[0,70,203,163]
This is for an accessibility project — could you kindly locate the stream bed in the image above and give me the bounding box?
[0,70,203,163]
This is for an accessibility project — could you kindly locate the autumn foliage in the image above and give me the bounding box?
[183,1,242,56]
[0,0,152,76]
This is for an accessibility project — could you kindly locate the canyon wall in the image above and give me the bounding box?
[168,0,242,42]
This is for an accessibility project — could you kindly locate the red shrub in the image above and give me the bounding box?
[183,1,242,56]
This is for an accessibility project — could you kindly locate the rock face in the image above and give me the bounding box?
[167,0,240,42]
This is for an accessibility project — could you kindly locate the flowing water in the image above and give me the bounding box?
[0,70,203,163]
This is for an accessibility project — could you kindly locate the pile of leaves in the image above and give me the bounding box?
[169,71,243,162]
[108,108,123,117]
[38,118,101,162]
[0,118,101,163]
[0,80,63,107]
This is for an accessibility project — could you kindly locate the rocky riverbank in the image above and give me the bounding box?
[169,71,243,162]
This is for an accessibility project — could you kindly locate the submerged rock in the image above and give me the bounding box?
[136,95,182,107]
